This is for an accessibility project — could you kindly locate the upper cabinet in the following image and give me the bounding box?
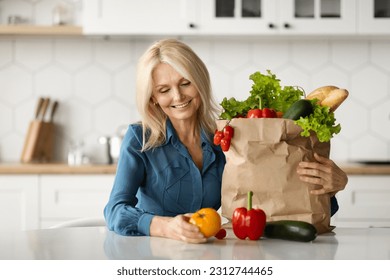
[2,0,390,36]
[198,0,276,34]
[83,0,198,35]
[278,0,357,34]
[198,0,357,35]
[81,0,390,36]
[358,0,390,34]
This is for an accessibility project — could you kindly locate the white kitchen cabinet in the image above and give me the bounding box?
[0,173,114,230]
[0,175,39,232]
[83,0,198,35]
[332,175,390,228]
[198,0,357,35]
[279,0,357,34]
[198,0,276,34]
[39,174,114,228]
[82,0,390,36]
[358,0,390,34]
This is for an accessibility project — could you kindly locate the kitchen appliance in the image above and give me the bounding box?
[98,125,127,164]
[20,97,58,163]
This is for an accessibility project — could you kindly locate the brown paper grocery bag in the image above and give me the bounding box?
[217,118,333,234]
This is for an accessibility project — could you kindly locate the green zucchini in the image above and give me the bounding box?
[264,220,317,242]
[283,99,313,120]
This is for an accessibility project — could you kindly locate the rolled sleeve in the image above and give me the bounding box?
[138,213,155,236]
[104,125,149,236]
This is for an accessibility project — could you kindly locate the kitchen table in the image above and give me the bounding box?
[1,226,389,260]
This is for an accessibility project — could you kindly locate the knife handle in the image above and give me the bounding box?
[34,97,44,120]
[40,98,50,121]
[49,100,58,123]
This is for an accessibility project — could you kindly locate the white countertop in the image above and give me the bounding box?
[1,226,389,260]
[1,162,390,175]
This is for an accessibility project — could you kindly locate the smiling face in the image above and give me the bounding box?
[151,63,201,125]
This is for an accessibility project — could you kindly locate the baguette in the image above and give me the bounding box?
[321,88,349,111]
[306,85,348,111]
[306,85,339,103]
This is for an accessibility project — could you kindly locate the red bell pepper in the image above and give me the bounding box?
[247,108,262,118]
[261,108,277,118]
[247,108,277,118]
[232,191,266,240]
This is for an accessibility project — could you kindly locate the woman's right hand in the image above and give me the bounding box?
[150,214,207,243]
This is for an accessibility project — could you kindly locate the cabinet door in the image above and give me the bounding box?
[279,0,357,34]
[332,175,390,227]
[0,175,39,231]
[199,0,278,35]
[358,0,390,34]
[40,174,114,228]
[83,0,197,35]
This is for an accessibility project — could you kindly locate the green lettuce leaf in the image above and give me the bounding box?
[294,99,341,142]
[219,70,304,119]
[218,70,341,142]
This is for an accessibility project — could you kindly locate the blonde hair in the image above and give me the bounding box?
[136,39,220,151]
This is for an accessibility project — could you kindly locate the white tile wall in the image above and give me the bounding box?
[0,2,390,164]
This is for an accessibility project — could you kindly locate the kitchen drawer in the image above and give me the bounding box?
[332,175,390,227]
[40,174,114,221]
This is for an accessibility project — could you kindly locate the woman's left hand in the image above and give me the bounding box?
[297,153,348,196]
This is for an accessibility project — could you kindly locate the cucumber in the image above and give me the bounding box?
[283,99,313,120]
[263,220,317,242]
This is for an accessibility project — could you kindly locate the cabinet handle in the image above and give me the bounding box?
[189,23,196,29]
[268,23,276,29]
[284,23,291,29]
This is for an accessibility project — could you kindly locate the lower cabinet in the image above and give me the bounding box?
[0,174,114,231]
[39,174,114,228]
[2,173,389,231]
[332,175,390,228]
[0,175,39,231]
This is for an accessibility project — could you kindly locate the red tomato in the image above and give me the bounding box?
[213,130,224,145]
[262,108,277,118]
[215,228,227,240]
[247,109,263,118]
[220,137,231,152]
[223,125,234,139]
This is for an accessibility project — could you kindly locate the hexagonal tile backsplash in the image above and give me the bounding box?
[1,35,389,164]
[0,0,389,163]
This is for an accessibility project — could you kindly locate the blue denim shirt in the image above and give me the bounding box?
[104,120,338,236]
[104,120,226,236]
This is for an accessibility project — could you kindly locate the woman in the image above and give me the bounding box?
[104,39,348,243]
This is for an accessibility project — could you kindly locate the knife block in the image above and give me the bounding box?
[21,121,55,163]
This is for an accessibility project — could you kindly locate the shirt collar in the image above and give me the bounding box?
[163,118,211,148]
[164,118,175,145]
